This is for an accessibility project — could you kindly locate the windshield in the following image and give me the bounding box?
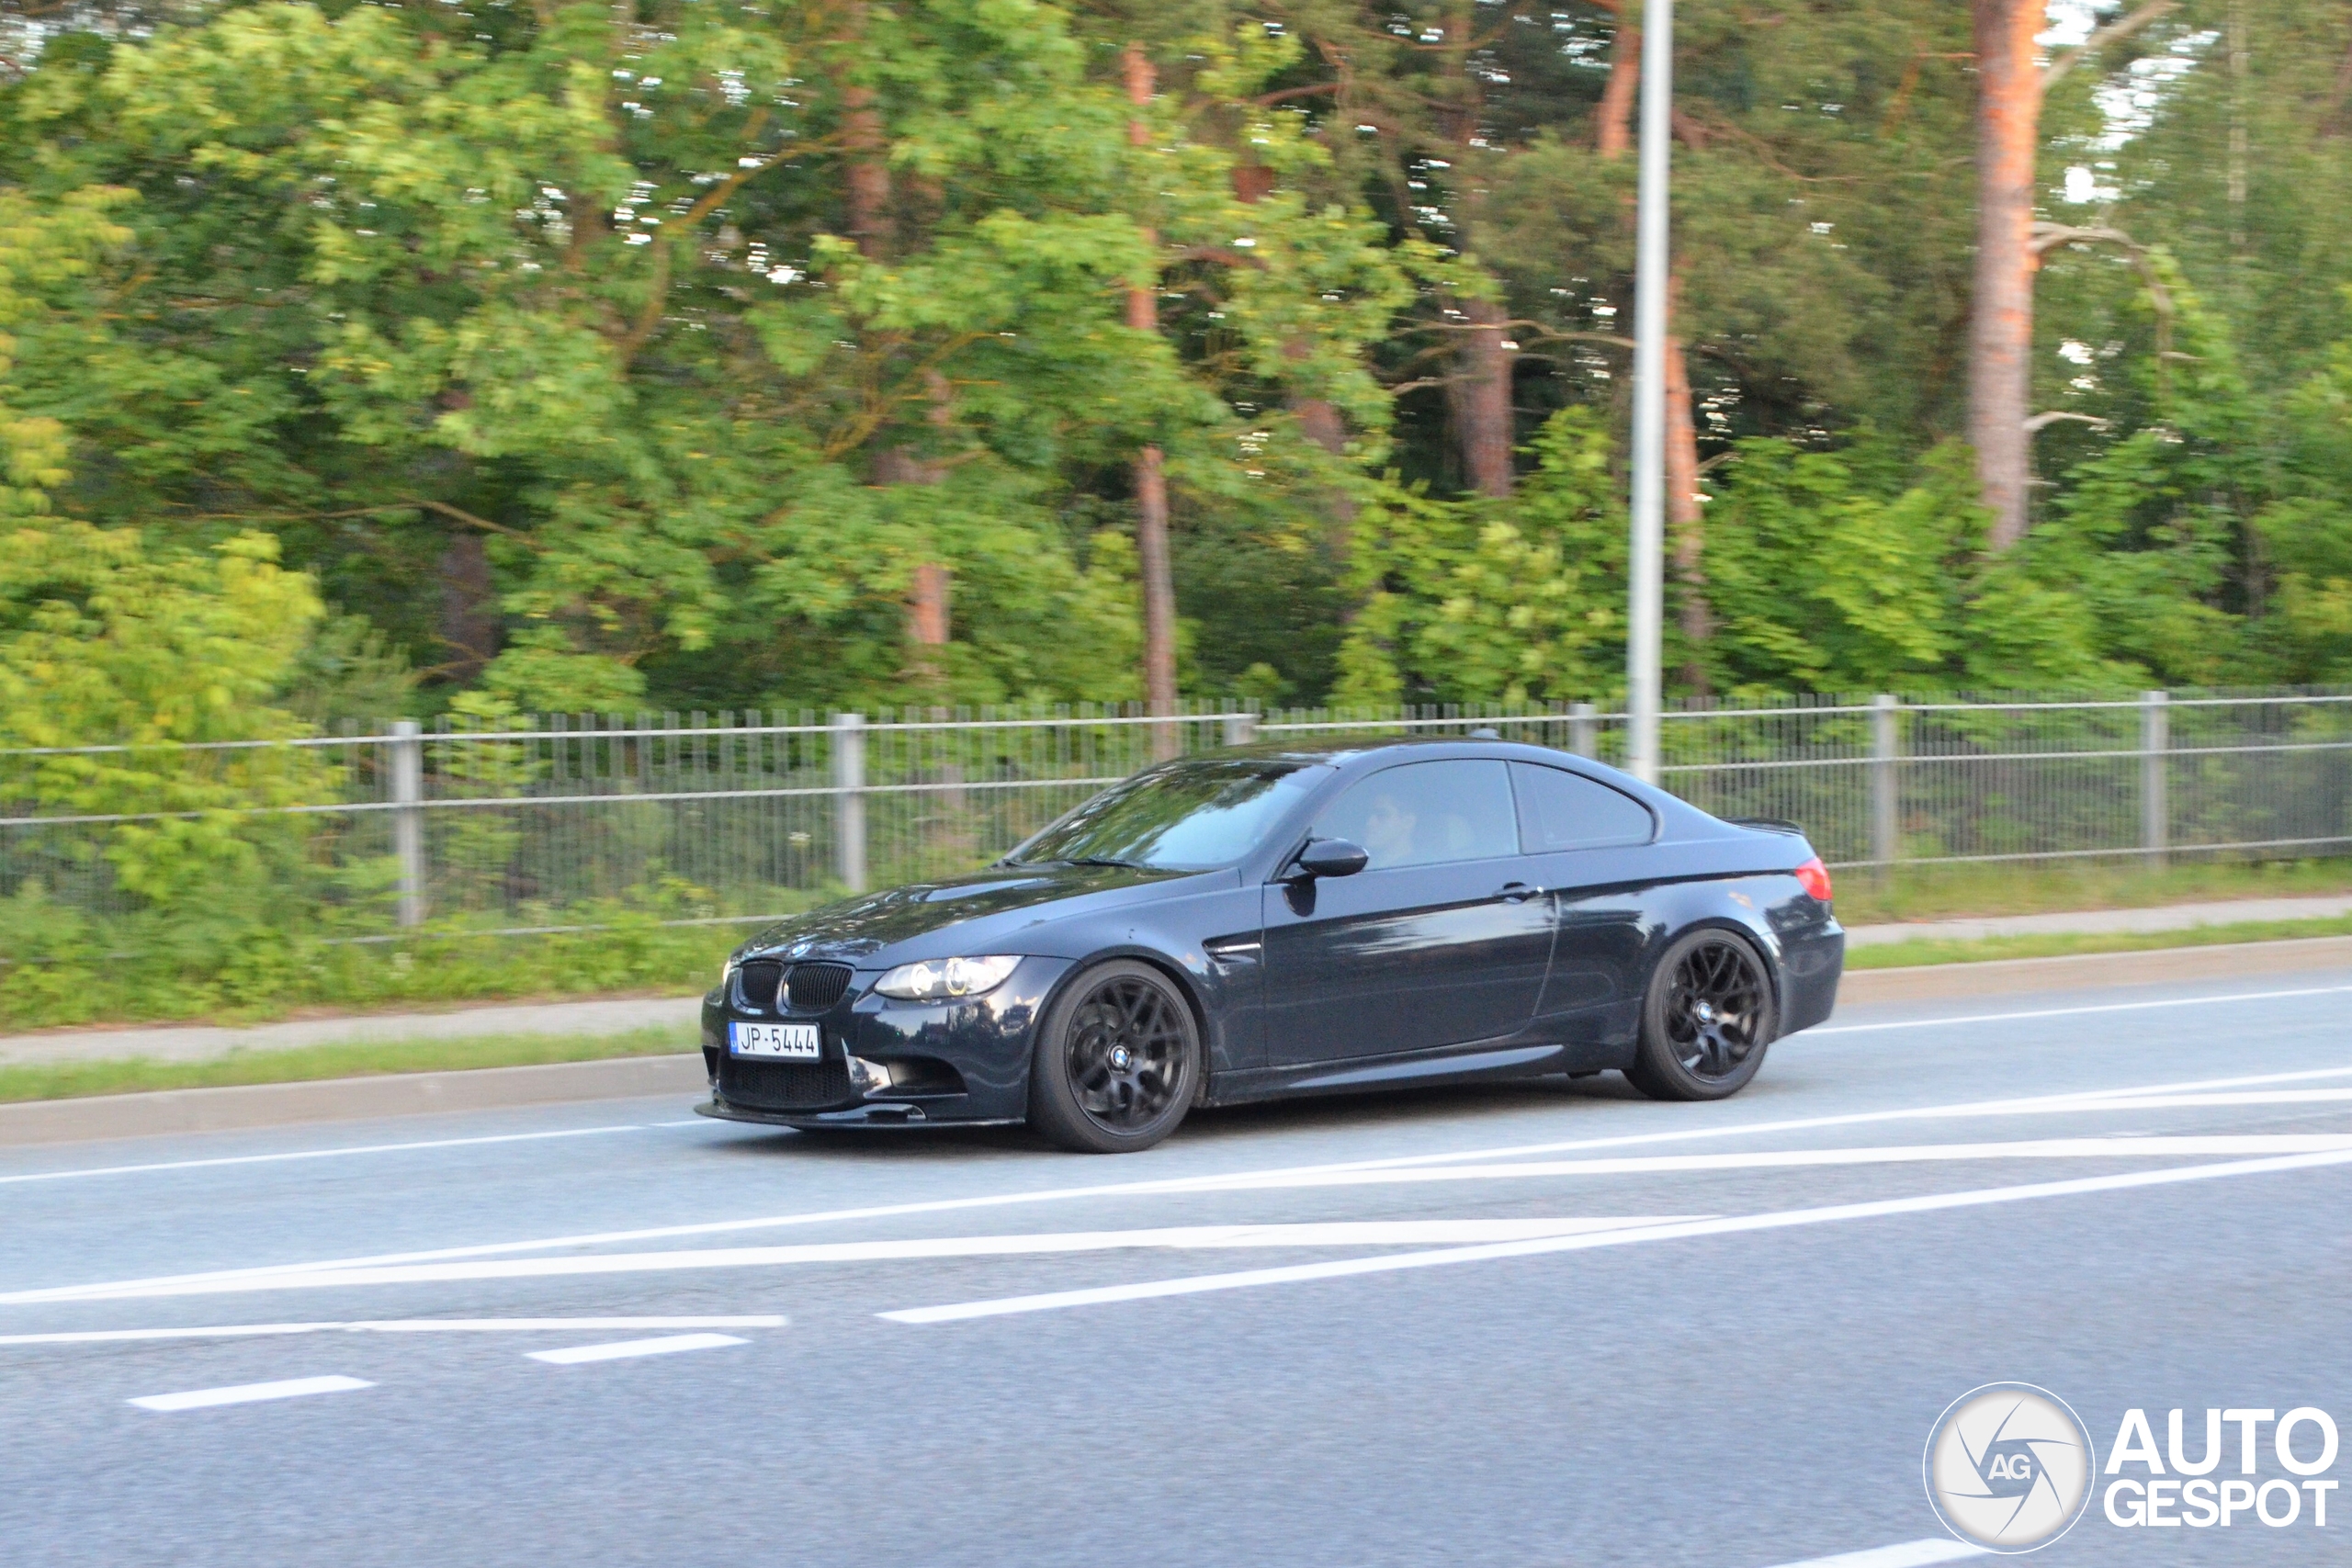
[1004,760,1322,872]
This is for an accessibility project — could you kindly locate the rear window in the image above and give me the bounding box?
[1510,762,1656,852]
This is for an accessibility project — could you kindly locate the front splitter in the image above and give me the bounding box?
[693,1099,1022,1131]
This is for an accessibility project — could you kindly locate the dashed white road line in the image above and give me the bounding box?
[1757,1539,1984,1567]
[0,1315,785,1348]
[526,1333,746,1364]
[128,1374,372,1413]
[878,1145,2352,1323]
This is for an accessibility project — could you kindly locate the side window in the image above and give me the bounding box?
[1510,762,1656,852]
[1314,760,1519,871]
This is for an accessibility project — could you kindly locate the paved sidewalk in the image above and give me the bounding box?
[6,891,2351,1069]
[1843,891,2352,947]
[0,995,701,1068]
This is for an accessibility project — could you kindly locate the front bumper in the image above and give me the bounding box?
[698,954,1076,1125]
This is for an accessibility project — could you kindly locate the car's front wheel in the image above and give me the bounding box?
[1027,960,1200,1153]
[1625,928,1777,1101]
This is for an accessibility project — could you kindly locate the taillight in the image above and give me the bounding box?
[1794,855,1833,904]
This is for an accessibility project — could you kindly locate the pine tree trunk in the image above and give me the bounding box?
[838,25,953,674]
[1596,20,1639,157]
[1291,384,1355,563]
[1237,163,1356,564]
[1134,444,1177,727]
[1446,295,1516,498]
[1126,44,1178,743]
[1971,0,2041,551]
[1664,277,1713,694]
[436,531,500,682]
[839,5,893,260]
[908,561,950,649]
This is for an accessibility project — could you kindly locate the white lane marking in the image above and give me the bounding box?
[16,1063,2352,1308]
[1012,1135,2352,1196]
[129,1374,372,1412]
[21,1220,1700,1304]
[28,1133,2352,1307]
[2034,1088,2352,1110]
[0,1315,786,1348]
[0,1124,647,1188]
[527,1333,745,1364]
[1758,1540,1986,1567]
[878,1145,2352,1323]
[1811,983,2352,1035]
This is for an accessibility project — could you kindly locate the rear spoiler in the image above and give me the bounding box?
[1728,817,1807,837]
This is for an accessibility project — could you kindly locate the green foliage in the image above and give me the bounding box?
[0,523,332,909]
[2252,291,2352,677]
[1701,438,1981,694]
[0,899,747,1032]
[0,0,1408,716]
[1338,407,1623,705]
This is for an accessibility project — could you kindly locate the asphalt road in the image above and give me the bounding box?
[6,974,2351,1567]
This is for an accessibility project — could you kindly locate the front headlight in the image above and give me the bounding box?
[718,953,741,991]
[873,954,1021,1001]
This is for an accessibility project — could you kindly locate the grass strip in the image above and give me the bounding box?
[1842,915,2352,970]
[1831,857,2352,925]
[0,1025,698,1105]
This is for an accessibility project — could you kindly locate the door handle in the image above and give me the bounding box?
[1498,881,1542,903]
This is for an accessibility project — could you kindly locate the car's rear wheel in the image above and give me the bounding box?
[1027,960,1200,1153]
[1625,929,1776,1101]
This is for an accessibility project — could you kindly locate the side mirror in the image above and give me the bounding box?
[1291,838,1369,880]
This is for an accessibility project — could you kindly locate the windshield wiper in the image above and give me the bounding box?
[1065,854,1145,868]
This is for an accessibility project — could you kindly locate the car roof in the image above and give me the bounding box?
[1192,734,1577,767]
[1170,733,1715,829]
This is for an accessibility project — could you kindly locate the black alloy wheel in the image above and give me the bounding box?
[1626,929,1777,1101]
[1028,959,1201,1153]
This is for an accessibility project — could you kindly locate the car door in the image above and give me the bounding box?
[1508,761,1660,1025]
[1261,759,1556,1066]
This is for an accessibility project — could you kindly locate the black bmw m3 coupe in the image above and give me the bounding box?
[699,736,1845,1152]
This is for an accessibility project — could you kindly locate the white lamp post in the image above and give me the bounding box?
[1625,0,1673,784]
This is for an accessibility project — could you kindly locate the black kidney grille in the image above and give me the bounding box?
[784,963,854,1013]
[719,1052,853,1112]
[735,960,786,1013]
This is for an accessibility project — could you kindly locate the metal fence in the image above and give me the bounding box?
[7,689,2352,940]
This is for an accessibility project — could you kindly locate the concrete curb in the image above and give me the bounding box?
[1836,933,2352,1004]
[10,935,2352,1150]
[0,1053,708,1148]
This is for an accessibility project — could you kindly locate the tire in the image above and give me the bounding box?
[1624,928,1777,1102]
[1026,960,1203,1153]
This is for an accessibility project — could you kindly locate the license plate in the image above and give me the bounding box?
[729,1021,821,1060]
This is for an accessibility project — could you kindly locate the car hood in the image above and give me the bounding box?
[740,863,1207,963]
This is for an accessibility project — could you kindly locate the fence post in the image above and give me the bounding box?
[390,719,425,928]
[1569,701,1597,759]
[1222,712,1258,748]
[1871,694,1900,872]
[833,711,867,894]
[2142,689,2169,866]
